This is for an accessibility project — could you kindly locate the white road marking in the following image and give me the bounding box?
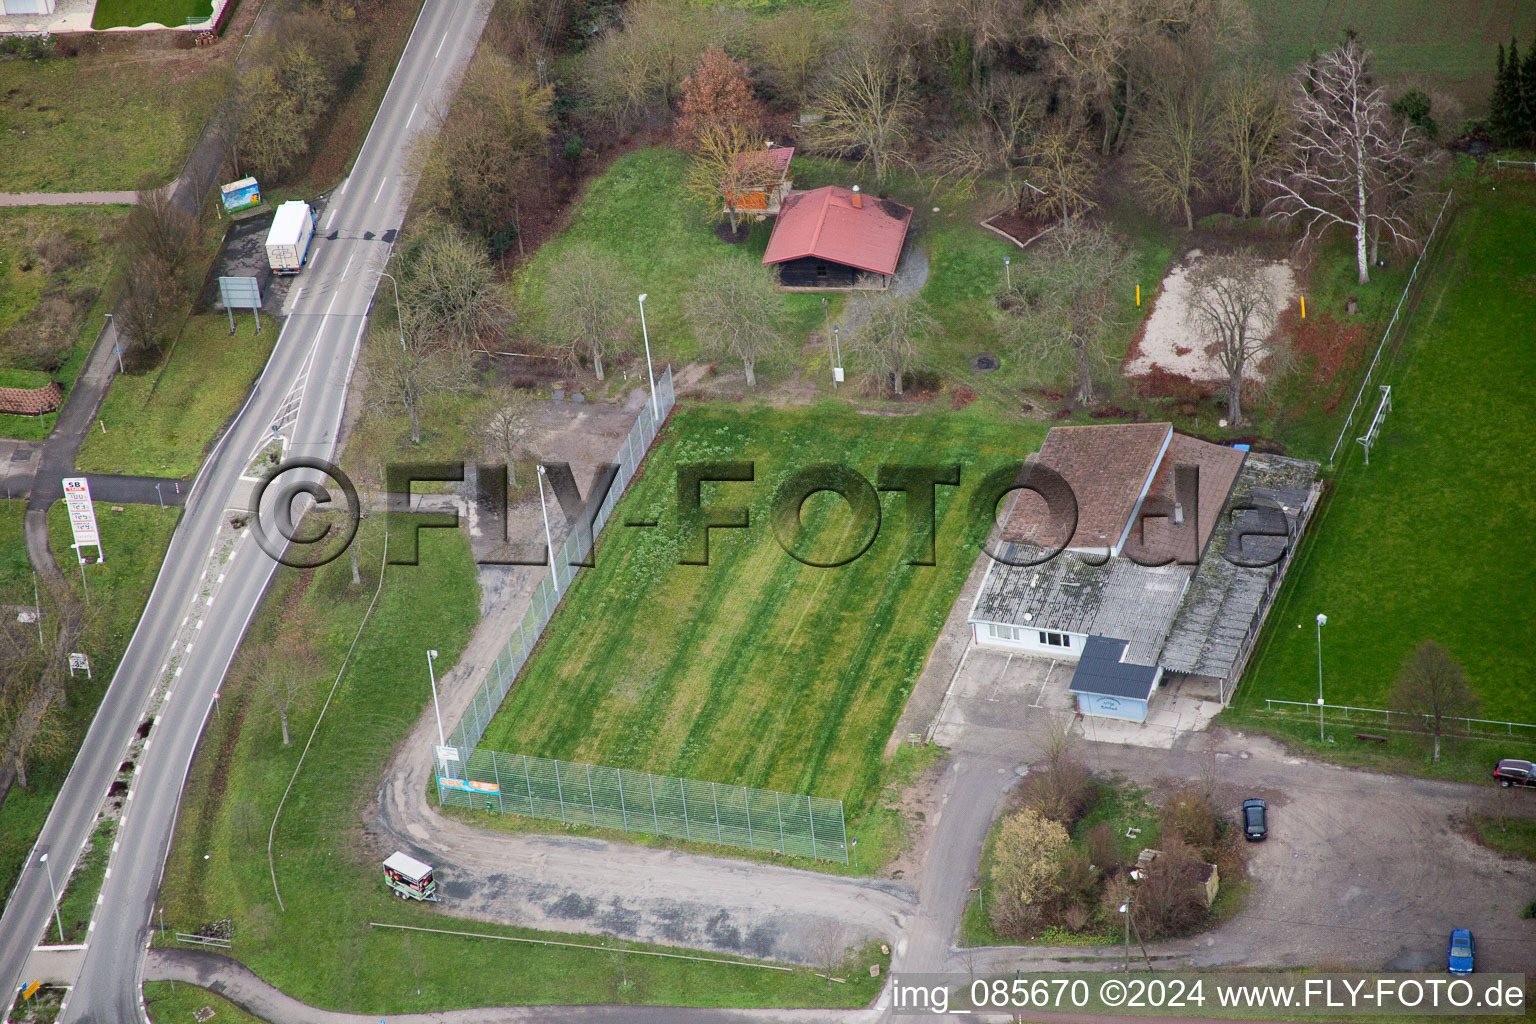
[325,293,340,318]
[195,619,203,630]
[434,30,448,59]
[293,286,305,305]
[113,841,119,852]
[374,177,388,204]
[325,206,338,229]
[175,667,182,677]
[97,893,104,904]
[218,573,226,584]
[164,690,172,699]
[341,250,357,282]
[185,642,193,654]
[407,102,418,128]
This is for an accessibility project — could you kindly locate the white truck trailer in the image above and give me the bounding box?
[265,200,315,275]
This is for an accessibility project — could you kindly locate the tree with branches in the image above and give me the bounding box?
[538,244,634,381]
[754,7,839,105]
[1129,39,1216,230]
[1021,117,1099,226]
[685,258,783,387]
[989,807,1070,938]
[479,386,535,486]
[398,226,512,371]
[847,292,934,397]
[1184,248,1282,425]
[1390,640,1479,762]
[930,75,1043,198]
[998,220,1129,405]
[1263,39,1434,285]
[685,123,783,234]
[362,317,464,445]
[1214,65,1287,218]
[675,46,765,150]
[809,43,919,183]
[241,638,318,746]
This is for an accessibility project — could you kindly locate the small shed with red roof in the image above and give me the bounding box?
[761,185,913,290]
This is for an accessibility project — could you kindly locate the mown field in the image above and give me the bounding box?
[478,404,1036,809]
[1238,178,1536,739]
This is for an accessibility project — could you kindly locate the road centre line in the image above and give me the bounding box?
[374,177,388,204]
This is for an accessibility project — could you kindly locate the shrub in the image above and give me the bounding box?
[1086,822,1122,873]
[1160,788,1218,854]
[988,808,1069,939]
[1131,837,1209,939]
[1020,757,1095,828]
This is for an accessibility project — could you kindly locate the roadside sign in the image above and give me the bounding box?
[437,777,497,794]
[22,979,41,1000]
[68,653,91,679]
[218,276,263,335]
[62,477,103,563]
[435,745,460,763]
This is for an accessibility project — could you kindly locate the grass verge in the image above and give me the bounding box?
[53,818,116,943]
[143,983,262,1024]
[0,503,179,914]
[1465,814,1536,863]
[478,404,1032,812]
[75,315,276,478]
[1237,181,1536,730]
[92,0,213,29]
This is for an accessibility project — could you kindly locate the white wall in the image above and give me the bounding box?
[973,621,1085,660]
[1,0,55,15]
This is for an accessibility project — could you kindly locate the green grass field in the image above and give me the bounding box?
[0,56,204,192]
[143,983,262,1024]
[0,503,179,914]
[92,0,212,28]
[0,206,126,439]
[76,315,276,478]
[1252,0,1536,111]
[477,404,1035,810]
[1239,181,1536,735]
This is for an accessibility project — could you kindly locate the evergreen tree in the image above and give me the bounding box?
[1490,41,1521,143]
[1522,37,1536,144]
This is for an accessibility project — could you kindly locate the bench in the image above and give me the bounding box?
[1354,732,1388,743]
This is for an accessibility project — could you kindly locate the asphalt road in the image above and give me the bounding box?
[0,2,492,1019]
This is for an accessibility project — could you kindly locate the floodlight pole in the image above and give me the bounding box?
[1316,613,1327,742]
[638,294,658,421]
[426,649,444,749]
[40,852,63,943]
[536,464,556,581]
[105,314,123,372]
[375,271,405,350]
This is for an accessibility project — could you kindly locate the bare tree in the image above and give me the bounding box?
[1263,39,1434,285]
[847,292,935,397]
[684,122,781,234]
[123,186,200,282]
[538,244,634,381]
[1022,117,1099,226]
[754,7,839,105]
[363,319,464,445]
[479,386,535,486]
[0,579,85,796]
[117,255,181,362]
[909,0,1034,91]
[1129,40,1216,230]
[1185,249,1282,425]
[808,43,918,184]
[399,226,513,370]
[998,220,1129,405]
[1214,64,1286,218]
[579,2,704,132]
[684,258,783,387]
[810,925,848,991]
[242,639,317,746]
[1390,640,1479,762]
[931,75,1043,198]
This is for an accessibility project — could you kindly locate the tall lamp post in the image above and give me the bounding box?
[104,313,123,372]
[375,271,405,350]
[832,325,843,385]
[426,649,444,749]
[1003,255,1011,290]
[1118,869,1149,973]
[1315,613,1327,742]
[40,852,63,942]
[637,294,658,420]
[536,464,556,584]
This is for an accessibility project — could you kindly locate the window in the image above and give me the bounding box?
[986,623,1026,642]
[1037,631,1070,648]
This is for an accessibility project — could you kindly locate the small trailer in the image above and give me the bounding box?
[264,200,315,275]
[382,851,438,902]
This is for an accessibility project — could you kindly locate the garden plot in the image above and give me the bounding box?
[1124,253,1297,382]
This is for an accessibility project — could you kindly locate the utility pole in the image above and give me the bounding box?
[1316,613,1328,742]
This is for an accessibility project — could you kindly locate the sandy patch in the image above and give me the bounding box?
[1124,252,1297,382]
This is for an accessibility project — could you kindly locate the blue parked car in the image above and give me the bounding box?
[1447,929,1474,974]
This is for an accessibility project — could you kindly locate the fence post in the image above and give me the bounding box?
[774,791,784,854]
[648,774,660,835]
[744,788,754,850]
[586,763,598,826]
[553,760,566,823]
[491,749,504,813]
[618,769,629,830]
[522,754,535,816]
[679,777,691,841]
[808,798,818,861]
[711,782,722,843]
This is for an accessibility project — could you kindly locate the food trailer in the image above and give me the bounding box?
[382,851,438,902]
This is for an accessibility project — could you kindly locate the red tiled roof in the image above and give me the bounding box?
[762,185,912,277]
[0,382,62,416]
[1124,433,1247,564]
[1002,423,1173,554]
[735,146,793,176]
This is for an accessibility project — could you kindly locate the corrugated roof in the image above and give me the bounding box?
[1001,423,1172,556]
[762,185,913,276]
[1069,635,1160,699]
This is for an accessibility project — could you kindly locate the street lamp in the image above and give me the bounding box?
[1316,613,1327,742]
[105,313,123,373]
[637,294,658,420]
[426,649,444,749]
[536,464,556,583]
[832,325,843,385]
[1004,255,1011,290]
[1118,869,1150,973]
[39,852,63,943]
[155,481,164,511]
[374,270,405,350]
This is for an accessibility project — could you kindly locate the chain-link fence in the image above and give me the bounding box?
[437,750,850,863]
[446,367,676,753]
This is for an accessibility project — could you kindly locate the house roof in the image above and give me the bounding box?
[762,185,913,277]
[1069,635,1160,700]
[1001,423,1173,556]
[736,145,793,176]
[1121,433,1247,565]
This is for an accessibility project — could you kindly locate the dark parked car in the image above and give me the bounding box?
[1447,928,1474,974]
[1493,759,1536,788]
[1242,798,1267,841]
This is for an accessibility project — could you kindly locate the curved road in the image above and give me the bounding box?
[0,2,493,1020]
